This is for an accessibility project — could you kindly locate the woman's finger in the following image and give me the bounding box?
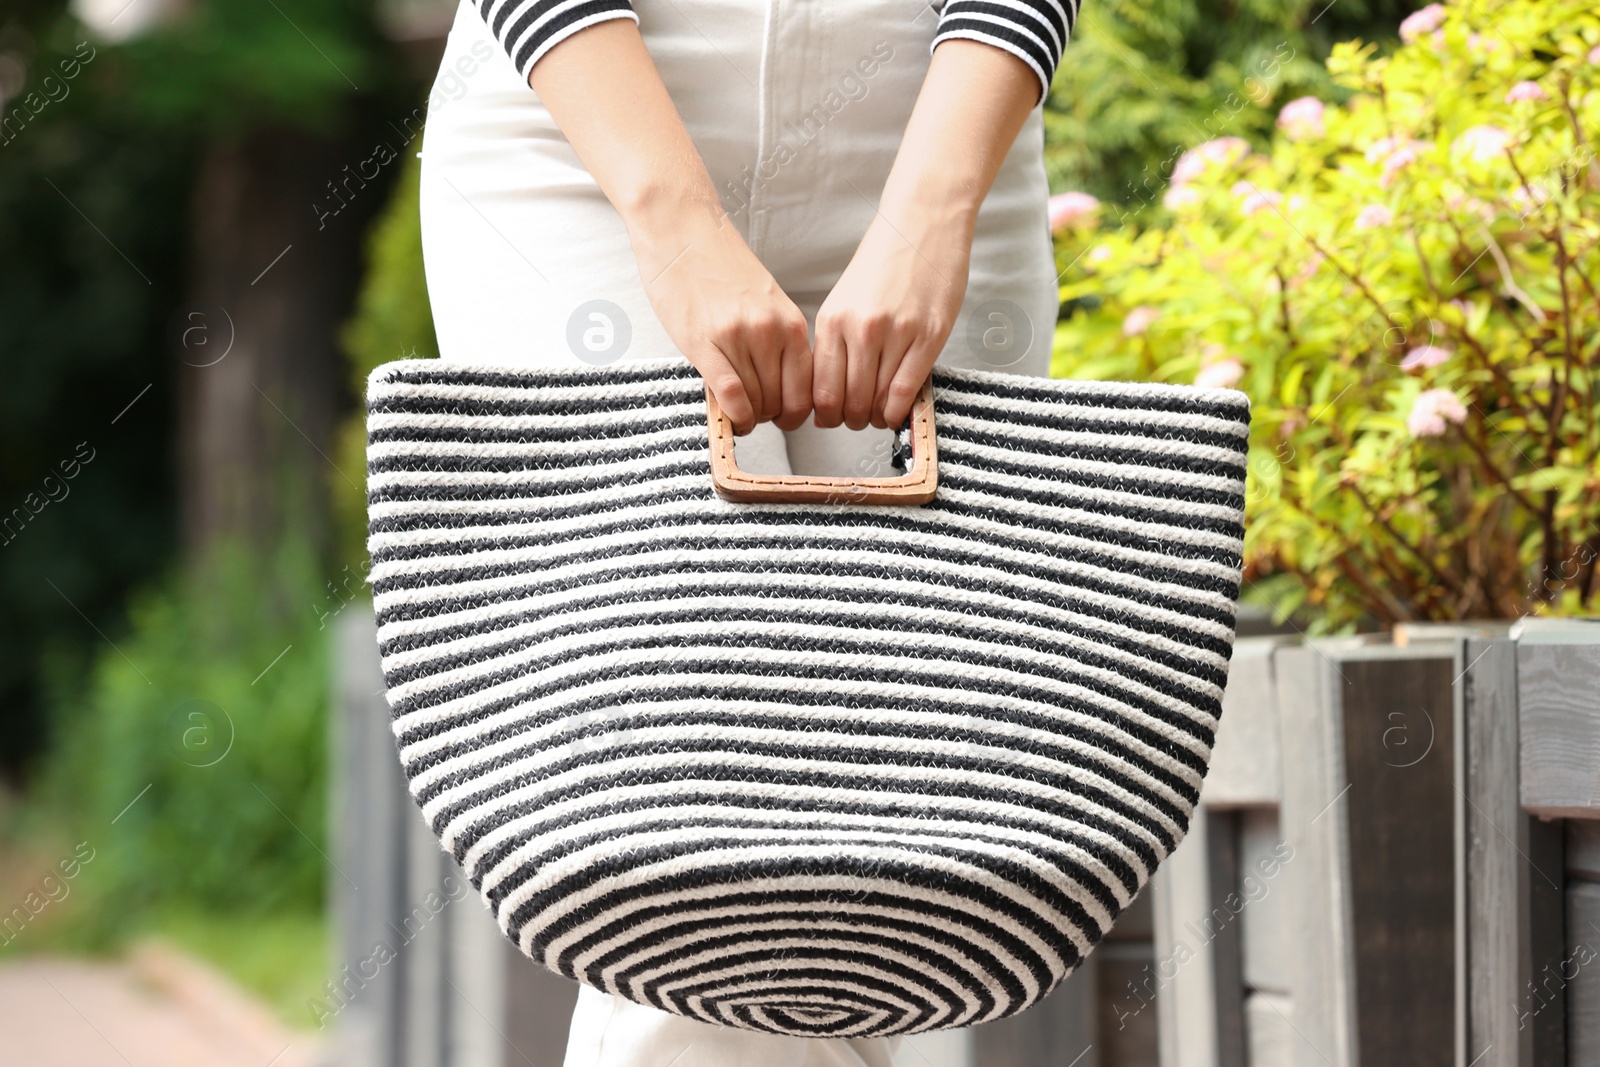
[700,352,756,436]
[869,321,918,429]
[774,319,814,432]
[751,315,788,425]
[880,338,938,430]
[811,313,848,428]
[711,326,764,431]
[843,315,884,431]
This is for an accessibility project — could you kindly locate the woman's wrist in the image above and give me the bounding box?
[869,179,980,261]
[613,171,728,246]
[879,168,985,232]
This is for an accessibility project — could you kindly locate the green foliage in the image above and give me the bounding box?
[1045,0,1426,203]
[341,149,438,388]
[98,0,387,136]
[1052,0,1600,629]
[334,149,437,565]
[33,532,332,931]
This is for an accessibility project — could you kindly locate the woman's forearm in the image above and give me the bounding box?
[877,39,1041,239]
[526,21,814,435]
[527,20,722,235]
[812,39,1042,431]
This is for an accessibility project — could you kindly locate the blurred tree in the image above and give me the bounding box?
[103,0,408,556]
[0,9,189,779]
[1045,0,1428,204]
[0,0,421,781]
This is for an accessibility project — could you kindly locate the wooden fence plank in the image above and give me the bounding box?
[1243,992,1294,1067]
[1338,649,1456,1067]
[1568,822,1600,884]
[1275,643,1460,1067]
[974,958,1098,1067]
[1461,637,1520,1067]
[1517,642,1600,821]
[1237,809,1291,1000]
[331,609,411,1067]
[1568,882,1600,1067]
[402,814,449,1067]
[1275,644,1356,1067]
[499,936,579,1067]
[1151,809,1242,1067]
[1459,637,1569,1067]
[1204,638,1292,808]
[445,900,507,1067]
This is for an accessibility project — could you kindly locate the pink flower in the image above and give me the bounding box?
[1445,190,1496,221]
[1231,180,1283,216]
[1589,44,1600,65]
[1290,251,1324,288]
[1196,360,1244,389]
[1122,306,1160,336]
[1407,388,1467,437]
[1510,182,1550,214]
[1381,144,1420,186]
[1453,125,1513,164]
[1048,191,1100,232]
[1163,185,1202,210]
[1363,137,1398,165]
[1196,346,1244,389]
[1400,344,1452,370]
[1170,137,1251,186]
[1399,4,1446,42]
[1355,204,1394,230]
[1277,96,1326,140]
[1365,137,1428,186]
[1505,81,1547,103]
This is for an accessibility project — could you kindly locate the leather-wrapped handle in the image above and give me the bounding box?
[706,378,938,504]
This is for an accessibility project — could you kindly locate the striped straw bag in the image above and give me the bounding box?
[364,357,1251,1039]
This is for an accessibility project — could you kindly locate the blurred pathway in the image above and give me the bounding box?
[0,942,323,1067]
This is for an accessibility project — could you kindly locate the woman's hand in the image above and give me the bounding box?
[812,203,971,431]
[625,195,813,436]
[529,21,812,435]
[813,39,1041,431]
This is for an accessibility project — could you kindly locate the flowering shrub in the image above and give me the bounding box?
[1049,0,1600,630]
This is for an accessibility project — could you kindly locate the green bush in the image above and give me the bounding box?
[1052,0,1600,630]
[1043,0,1427,204]
[30,532,331,937]
[334,150,438,565]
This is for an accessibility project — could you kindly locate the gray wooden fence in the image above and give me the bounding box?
[1148,618,1600,1067]
[329,611,1600,1067]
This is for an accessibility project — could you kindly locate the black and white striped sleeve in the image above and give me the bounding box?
[932,0,1080,104]
[474,0,638,86]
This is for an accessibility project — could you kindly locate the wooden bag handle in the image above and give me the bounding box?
[705,378,939,504]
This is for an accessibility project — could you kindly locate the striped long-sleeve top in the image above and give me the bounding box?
[472,1,1079,105]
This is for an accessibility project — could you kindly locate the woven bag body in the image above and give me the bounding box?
[365,357,1251,1038]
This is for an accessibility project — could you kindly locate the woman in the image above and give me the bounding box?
[418,0,1077,1062]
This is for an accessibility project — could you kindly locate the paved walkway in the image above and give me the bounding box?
[0,942,324,1067]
